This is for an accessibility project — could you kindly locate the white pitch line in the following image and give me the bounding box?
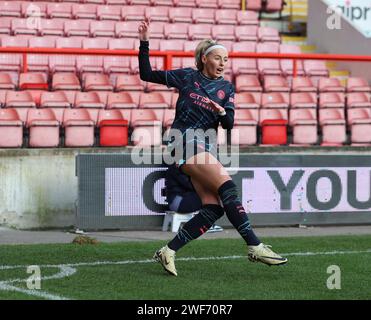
[1,249,370,300]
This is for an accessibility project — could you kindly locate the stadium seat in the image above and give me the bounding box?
[72,3,97,20]
[64,20,91,37]
[289,108,318,145]
[218,0,241,9]
[97,5,122,21]
[319,108,346,146]
[164,24,189,40]
[83,74,113,91]
[97,109,129,147]
[47,3,72,19]
[130,0,152,5]
[192,9,215,24]
[26,108,60,147]
[231,109,258,145]
[163,109,175,129]
[236,10,259,25]
[159,40,184,69]
[235,75,262,92]
[290,92,317,109]
[52,74,80,93]
[346,77,371,93]
[291,77,317,92]
[0,108,23,147]
[12,19,38,36]
[168,7,193,23]
[260,109,288,145]
[246,0,263,11]
[145,6,169,22]
[234,25,258,42]
[212,25,235,41]
[319,92,345,109]
[234,92,261,109]
[232,41,256,53]
[188,24,212,40]
[215,9,237,25]
[5,91,35,123]
[39,19,65,37]
[63,108,95,147]
[173,0,196,7]
[346,92,371,109]
[104,57,132,80]
[139,92,172,109]
[0,1,22,17]
[49,55,77,74]
[1,35,29,48]
[74,91,106,124]
[261,92,289,109]
[83,38,109,50]
[116,21,139,38]
[0,17,12,35]
[265,0,285,13]
[131,109,163,146]
[257,42,282,76]
[115,74,146,91]
[40,91,71,109]
[22,1,47,18]
[152,0,174,6]
[56,37,83,49]
[107,0,127,3]
[318,77,345,92]
[109,38,136,50]
[19,73,48,91]
[279,44,305,77]
[121,5,146,21]
[232,58,258,77]
[76,56,104,76]
[196,0,219,8]
[0,73,16,90]
[26,53,50,75]
[303,60,329,77]
[90,21,116,38]
[263,76,290,92]
[107,91,140,109]
[258,27,281,43]
[347,108,371,145]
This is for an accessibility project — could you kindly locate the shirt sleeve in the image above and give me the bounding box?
[219,83,235,130]
[165,68,192,90]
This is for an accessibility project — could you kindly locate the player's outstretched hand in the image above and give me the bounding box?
[138,18,150,41]
[206,98,225,115]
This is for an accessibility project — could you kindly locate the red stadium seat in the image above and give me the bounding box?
[258,27,281,43]
[0,17,12,35]
[318,77,345,93]
[215,9,238,25]
[139,92,172,109]
[115,74,146,91]
[231,109,258,145]
[64,20,90,37]
[76,56,104,76]
[49,55,77,74]
[39,19,65,37]
[56,37,83,49]
[348,108,371,145]
[97,109,129,147]
[235,75,262,92]
[164,23,189,40]
[26,108,60,147]
[192,9,215,24]
[63,108,95,147]
[1,35,29,48]
[237,10,259,25]
[109,38,136,50]
[234,92,261,109]
[319,108,346,146]
[188,24,212,40]
[12,19,38,36]
[116,21,142,38]
[232,41,256,53]
[52,73,81,91]
[107,91,140,109]
[263,75,290,92]
[212,25,236,41]
[234,25,258,42]
[5,91,35,123]
[173,0,197,7]
[131,109,163,146]
[346,92,371,109]
[152,0,174,6]
[72,4,97,20]
[291,77,317,93]
[145,7,169,22]
[40,91,71,109]
[346,77,371,93]
[290,92,317,109]
[289,108,318,145]
[219,0,241,10]
[83,74,113,91]
[261,92,289,109]
[90,21,116,38]
[319,92,345,109]
[168,7,193,24]
[246,0,262,11]
[47,3,72,19]
[97,5,122,21]
[0,108,23,147]
[260,109,288,145]
[0,1,22,18]
[196,0,218,8]
[104,56,132,79]
[122,5,146,21]
[83,38,109,50]
[19,73,48,91]
[0,73,16,90]
[265,0,285,13]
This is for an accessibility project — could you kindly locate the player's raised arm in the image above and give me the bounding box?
[138,18,167,85]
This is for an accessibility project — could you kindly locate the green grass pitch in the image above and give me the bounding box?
[0,235,370,300]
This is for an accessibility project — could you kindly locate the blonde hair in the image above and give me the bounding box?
[194,39,219,71]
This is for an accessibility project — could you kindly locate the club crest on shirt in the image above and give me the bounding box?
[194,81,200,88]
[217,90,225,100]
